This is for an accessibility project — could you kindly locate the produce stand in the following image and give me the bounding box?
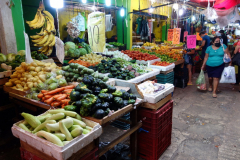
[5,84,143,160]
[174,59,184,66]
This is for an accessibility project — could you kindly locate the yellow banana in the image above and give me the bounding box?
[46,17,55,31]
[26,11,40,25]
[31,11,45,29]
[46,47,53,56]
[44,33,54,46]
[38,46,47,52]
[43,10,54,22]
[32,36,44,43]
[45,19,52,31]
[30,34,42,39]
[37,29,47,36]
[49,36,55,47]
[34,43,44,47]
[36,34,49,45]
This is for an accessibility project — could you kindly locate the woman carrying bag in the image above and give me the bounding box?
[201,37,232,98]
[233,45,240,91]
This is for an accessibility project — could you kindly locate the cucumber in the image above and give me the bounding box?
[59,121,73,141]
[46,113,65,121]
[69,125,83,132]
[18,123,31,132]
[32,120,56,133]
[21,112,41,128]
[36,131,63,146]
[71,127,83,138]
[54,133,66,141]
[62,66,70,71]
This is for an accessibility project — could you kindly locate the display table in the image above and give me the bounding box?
[174,59,184,66]
[5,89,142,160]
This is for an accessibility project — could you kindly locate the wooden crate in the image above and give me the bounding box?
[84,104,133,125]
[174,59,184,66]
[142,94,172,110]
[3,85,28,96]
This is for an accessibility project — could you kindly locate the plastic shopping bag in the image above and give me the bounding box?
[196,70,206,90]
[220,66,236,83]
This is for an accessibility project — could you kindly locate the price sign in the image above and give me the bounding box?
[187,35,196,49]
[183,31,188,41]
[167,29,173,41]
[172,28,181,44]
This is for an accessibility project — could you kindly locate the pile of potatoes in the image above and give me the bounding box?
[5,60,61,91]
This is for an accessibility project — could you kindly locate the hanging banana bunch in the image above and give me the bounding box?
[27,3,56,56]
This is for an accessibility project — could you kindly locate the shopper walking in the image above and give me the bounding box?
[199,31,210,60]
[233,45,240,91]
[201,37,232,98]
[219,30,228,47]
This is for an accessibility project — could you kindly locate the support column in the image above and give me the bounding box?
[0,0,18,54]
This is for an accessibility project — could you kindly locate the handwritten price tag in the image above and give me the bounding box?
[187,35,196,49]
[167,29,173,41]
[172,28,181,44]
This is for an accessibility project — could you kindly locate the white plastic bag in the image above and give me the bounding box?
[24,32,33,64]
[200,1,218,21]
[55,37,64,64]
[220,66,236,83]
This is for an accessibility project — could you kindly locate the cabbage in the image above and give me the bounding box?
[32,93,39,100]
[58,79,67,87]
[79,48,87,56]
[6,53,16,62]
[17,50,25,56]
[64,42,76,51]
[0,53,7,63]
[65,50,68,56]
[74,49,80,58]
[67,48,75,58]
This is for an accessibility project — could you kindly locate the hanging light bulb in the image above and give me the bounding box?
[192,15,196,21]
[173,3,178,10]
[106,0,111,7]
[120,6,125,17]
[179,8,183,16]
[50,0,63,8]
[149,6,153,13]
[82,0,87,4]
[204,22,207,24]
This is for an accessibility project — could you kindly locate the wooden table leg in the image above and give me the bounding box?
[130,107,138,160]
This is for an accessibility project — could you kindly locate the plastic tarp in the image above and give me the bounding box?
[214,0,238,9]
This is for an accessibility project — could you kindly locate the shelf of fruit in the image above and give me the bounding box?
[162,40,184,47]
[142,42,160,50]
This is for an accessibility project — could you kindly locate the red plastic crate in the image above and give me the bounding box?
[139,100,173,136]
[138,124,172,160]
[20,148,42,160]
[81,147,98,160]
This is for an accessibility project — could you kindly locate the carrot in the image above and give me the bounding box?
[53,94,64,100]
[41,90,48,94]
[61,104,66,108]
[44,88,65,95]
[61,99,70,105]
[56,94,67,101]
[44,95,53,99]
[63,89,73,92]
[64,85,75,89]
[45,97,54,105]
[51,101,61,107]
[42,97,45,101]
[37,93,44,99]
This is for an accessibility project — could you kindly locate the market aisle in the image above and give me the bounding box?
[159,74,240,160]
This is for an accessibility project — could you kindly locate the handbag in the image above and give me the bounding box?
[232,52,240,66]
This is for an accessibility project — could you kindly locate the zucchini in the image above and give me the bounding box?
[61,118,73,129]
[71,127,83,138]
[37,114,52,123]
[18,123,31,132]
[48,109,77,118]
[36,131,63,146]
[63,141,70,145]
[48,109,65,114]
[47,113,65,121]
[69,125,83,132]
[67,117,86,128]
[82,129,90,135]
[54,133,66,141]
[85,126,93,131]
[21,112,41,128]
[32,120,56,133]
[59,121,73,141]
[45,123,60,132]
[76,114,82,121]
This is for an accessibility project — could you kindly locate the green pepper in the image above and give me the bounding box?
[114,97,123,107]
[128,99,136,104]
[100,89,108,93]
[98,93,108,99]
[112,90,122,97]
[129,94,137,100]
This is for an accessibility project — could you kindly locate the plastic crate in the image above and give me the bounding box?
[81,147,98,160]
[138,100,173,136]
[20,148,42,160]
[174,77,188,88]
[138,123,172,160]
[156,72,174,84]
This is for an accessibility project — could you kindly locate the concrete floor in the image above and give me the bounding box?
[159,75,240,160]
[1,74,240,160]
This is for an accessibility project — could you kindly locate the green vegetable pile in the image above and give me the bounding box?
[64,42,92,58]
[62,63,108,83]
[109,42,124,47]
[31,51,48,60]
[67,75,137,119]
